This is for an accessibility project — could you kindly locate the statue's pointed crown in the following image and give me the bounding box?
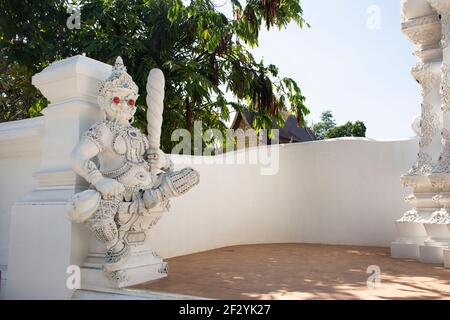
[98,56,139,99]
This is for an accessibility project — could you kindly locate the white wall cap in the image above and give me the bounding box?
[0,117,44,158]
[32,55,111,85]
[32,55,112,104]
[0,117,44,141]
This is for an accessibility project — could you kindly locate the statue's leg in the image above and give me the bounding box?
[87,198,130,271]
[161,167,200,197]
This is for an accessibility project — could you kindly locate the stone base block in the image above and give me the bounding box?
[391,242,421,259]
[81,249,168,289]
[394,221,427,238]
[444,249,450,268]
[419,245,445,264]
[423,223,450,241]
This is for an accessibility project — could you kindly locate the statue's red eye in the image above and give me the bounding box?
[113,97,121,104]
[128,99,135,106]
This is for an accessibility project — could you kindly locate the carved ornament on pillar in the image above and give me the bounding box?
[432,128,450,173]
[412,62,440,96]
[443,12,450,49]
[401,175,418,189]
[431,63,450,175]
[441,62,450,111]
[431,194,450,223]
[402,12,442,61]
[430,209,450,223]
[409,151,434,175]
[419,103,438,148]
[398,209,422,222]
[407,62,440,175]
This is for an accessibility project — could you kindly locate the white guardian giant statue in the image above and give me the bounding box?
[67,57,199,287]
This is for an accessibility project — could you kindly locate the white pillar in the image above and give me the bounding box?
[392,1,443,259]
[6,55,112,299]
[422,0,450,265]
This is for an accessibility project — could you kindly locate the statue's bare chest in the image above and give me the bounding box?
[93,121,153,191]
[110,125,150,163]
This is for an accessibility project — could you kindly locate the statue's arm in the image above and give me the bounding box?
[71,137,104,186]
[147,148,174,172]
[71,125,124,197]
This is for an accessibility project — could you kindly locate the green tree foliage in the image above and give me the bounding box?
[0,0,309,152]
[313,110,366,140]
[324,121,366,139]
[350,121,366,137]
[0,55,44,121]
[312,110,335,140]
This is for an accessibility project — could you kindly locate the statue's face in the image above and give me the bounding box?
[104,89,138,123]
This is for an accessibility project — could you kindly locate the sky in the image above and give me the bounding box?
[222,0,421,140]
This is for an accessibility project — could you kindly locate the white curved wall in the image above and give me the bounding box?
[0,117,418,264]
[148,137,418,258]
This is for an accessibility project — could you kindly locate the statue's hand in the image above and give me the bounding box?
[94,177,125,198]
[147,149,169,170]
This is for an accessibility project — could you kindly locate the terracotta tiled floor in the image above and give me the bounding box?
[133,244,450,300]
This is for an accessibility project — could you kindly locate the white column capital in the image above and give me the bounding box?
[27,55,113,201]
[32,55,111,105]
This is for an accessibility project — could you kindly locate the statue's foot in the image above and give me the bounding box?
[103,242,130,272]
[160,168,200,198]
